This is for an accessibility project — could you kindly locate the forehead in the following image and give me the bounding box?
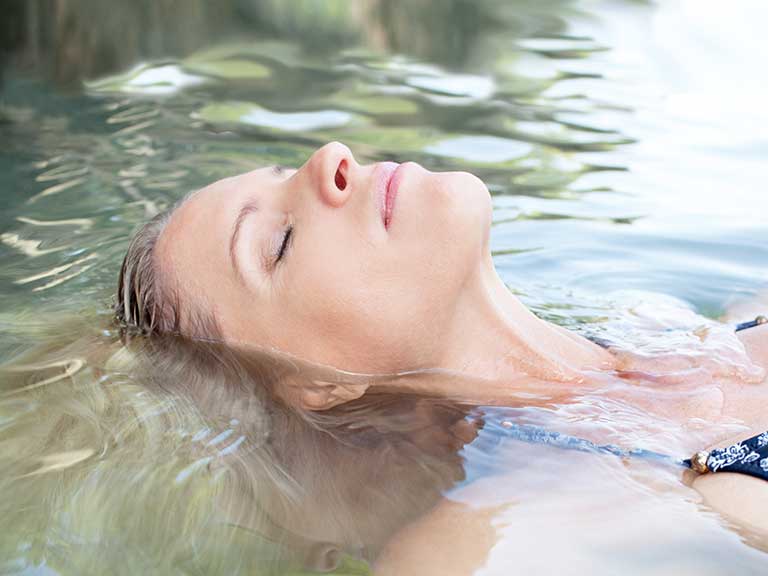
[154,167,275,292]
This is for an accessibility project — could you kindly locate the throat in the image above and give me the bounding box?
[493,299,615,383]
[439,258,617,389]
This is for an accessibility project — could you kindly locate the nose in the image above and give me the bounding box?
[303,141,356,208]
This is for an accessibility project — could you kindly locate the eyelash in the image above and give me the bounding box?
[275,225,293,264]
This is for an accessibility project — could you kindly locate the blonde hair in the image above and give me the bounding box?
[0,316,470,573]
[114,194,220,339]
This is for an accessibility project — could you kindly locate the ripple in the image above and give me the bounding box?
[28,177,88,203]
[86,63,207,95]
[513,120,631,147]
[183,58,271,80]
[405,73,495,99]
[424,136,533,163]
[516,36,608,57]
[107,105,159,125]
[334,93,420,116]
[184,40,303,68]
[14,253,98,292]
[35,164,89,182]
[16,217,93,230]
[0,233,67,257]
[195,102,359,132]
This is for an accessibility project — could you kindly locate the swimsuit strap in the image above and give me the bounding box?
[489,419,768,481]
[485,419,685,467]
[735,314,767,332]
[684,433,768,480]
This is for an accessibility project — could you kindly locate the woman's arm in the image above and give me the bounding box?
[374,496,502,576]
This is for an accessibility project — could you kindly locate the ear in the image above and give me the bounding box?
[279,376,368,411]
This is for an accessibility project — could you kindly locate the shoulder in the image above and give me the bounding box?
[736,323,768,372]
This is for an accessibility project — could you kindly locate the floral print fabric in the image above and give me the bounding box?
[702,432,768,479]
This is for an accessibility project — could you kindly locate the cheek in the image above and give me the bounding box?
[281,174,491,372]
[288,246,456,371]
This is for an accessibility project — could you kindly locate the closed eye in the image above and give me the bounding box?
[272,165,289,176]
[275,225,293,264]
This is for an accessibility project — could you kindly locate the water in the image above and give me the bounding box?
[1,0,768,573]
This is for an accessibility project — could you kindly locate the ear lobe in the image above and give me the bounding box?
[298,386,336,410]
[276,373,369,410]
[298,380,367,411]
[330,381,367,402]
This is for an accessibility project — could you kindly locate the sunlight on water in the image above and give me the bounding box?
[1,0,767,574]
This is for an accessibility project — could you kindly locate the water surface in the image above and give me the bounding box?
[1,0,767,574]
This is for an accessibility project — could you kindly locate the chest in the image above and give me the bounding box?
[721,324,768,435]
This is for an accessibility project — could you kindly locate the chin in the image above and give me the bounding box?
[443,170,492,234]
[427,169,493,268]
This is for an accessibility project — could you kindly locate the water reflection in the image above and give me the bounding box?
[0,323,478,573]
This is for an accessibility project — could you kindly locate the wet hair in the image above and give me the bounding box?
[114,195,221,339]
[0,318,471,573]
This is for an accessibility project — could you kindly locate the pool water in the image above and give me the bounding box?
[1,0,767,574]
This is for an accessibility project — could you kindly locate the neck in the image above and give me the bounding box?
[388,254,617,401]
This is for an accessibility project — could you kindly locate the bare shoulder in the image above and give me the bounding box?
[721,291,768,325]
[735,322,768,369]
[721,290,768,374]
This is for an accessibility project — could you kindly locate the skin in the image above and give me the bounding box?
[158,143,491,375]
[156,141,768,567]
[157,141,615,408]
[376,323,768,576]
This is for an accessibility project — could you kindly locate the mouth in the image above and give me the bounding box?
[385,164,405,230]
[375,162,399,229]
[384,163,411,229]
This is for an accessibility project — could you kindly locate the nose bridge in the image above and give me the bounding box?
[304,142,355,208]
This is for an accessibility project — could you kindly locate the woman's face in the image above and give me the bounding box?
[156,142,492,374]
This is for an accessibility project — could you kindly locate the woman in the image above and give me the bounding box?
[116,141,768,569]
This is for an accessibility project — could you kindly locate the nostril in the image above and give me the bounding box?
[334,159,348,191]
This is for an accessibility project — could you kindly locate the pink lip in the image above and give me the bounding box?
[384,163,408,229]
[375,162,399,229]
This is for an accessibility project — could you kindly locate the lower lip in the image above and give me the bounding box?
[384,163,407,229]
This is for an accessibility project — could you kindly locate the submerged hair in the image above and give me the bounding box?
[0,316,472,573]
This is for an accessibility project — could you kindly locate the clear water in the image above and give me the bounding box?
[1,0,768,574]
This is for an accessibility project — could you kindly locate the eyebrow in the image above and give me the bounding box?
[229,198,260,283]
